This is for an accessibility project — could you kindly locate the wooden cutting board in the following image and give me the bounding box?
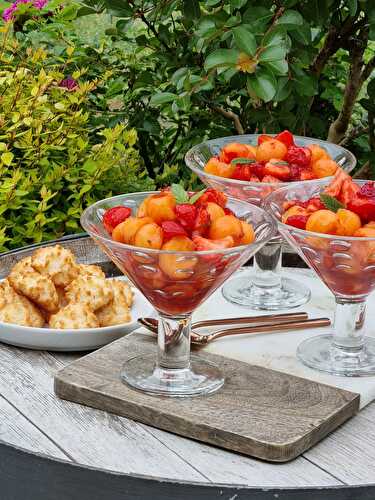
[54,333,359,462]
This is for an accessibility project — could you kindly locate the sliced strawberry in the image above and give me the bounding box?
[359,181,375,198]
[249,174,260,182]
[324,168,352,198]
[193,206,211,236]
[306,197,325,212]
[193,236,234,262]
[195,188,227,208]
[275,130,295,148]
[285,215,308,230]
[174,204,197,232]
[347,196,375,222]
[250,161,265,179]
[283,199,308,210]
[264,160,291,181]
[257,134,272,144]
[289,164,302,181]
[103,206,132,234]
[161,221,187,241]
[232,164,252,181]
[286,146,310,168]
[219,143,250,163]
[339,178,360,205]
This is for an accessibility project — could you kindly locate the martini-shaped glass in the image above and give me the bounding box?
[185,135,356,310]
[265,179,375,376]
[81,192,276,396]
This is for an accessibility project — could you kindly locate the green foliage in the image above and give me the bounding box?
[0,25,153,250]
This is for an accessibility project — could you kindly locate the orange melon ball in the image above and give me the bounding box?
[146,193,176,225]
[137,198,149,217]
[308,144,331,164]
[216,162,236,178]
[353,228,375,237]
[281,205,308,223]
[244,144,257,159]
[204,157,221,175]
[206,202,225,222]
[256,139,287,162]
[133,223,163,250]
[112,216,153,243]
[336,209,362,236]
[159,236,197,280]
[306,210,338,234]
[311,159,338,178]
[239,221,255,244]
[209,215,244,243]
[219,142,250,163]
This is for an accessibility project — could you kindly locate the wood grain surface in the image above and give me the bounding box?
[54,333,360,462]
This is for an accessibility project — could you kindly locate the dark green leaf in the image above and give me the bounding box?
[277,10,304,27]
[230,0,248,8]
[103,0,133,17]
[320,193,345,213]
[264,59,288,75]
[204,49,239,71]
[232,26,257,56]
[183,0,201,20]
[347,0,357,16]
[247,69,277,102]
[150,92,177,106]
[259,45,287,62]
[231,157,256,164]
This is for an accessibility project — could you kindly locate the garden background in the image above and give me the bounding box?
[0,0,374,250]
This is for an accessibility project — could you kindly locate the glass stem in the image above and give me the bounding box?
[157,314,191,370]
[332,298,367,352]
[251,236,282,289]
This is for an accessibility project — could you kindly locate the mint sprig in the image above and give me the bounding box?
[171,184,206,205]
[231,157,256,165]
[320,193,345,213]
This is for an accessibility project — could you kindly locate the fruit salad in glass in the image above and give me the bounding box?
[265,170,375,376]
[185,132,356,311]
[81,186,275,396]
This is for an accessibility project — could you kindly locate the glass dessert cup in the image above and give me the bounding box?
[185,134,356,310]
[265,179,375,376]
[81,192,276,396]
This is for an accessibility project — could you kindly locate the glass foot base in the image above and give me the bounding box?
[297,334,375,377]
[121,354,224,397]
[222,274,311,310]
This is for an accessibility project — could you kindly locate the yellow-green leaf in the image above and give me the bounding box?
[1,152,14,166]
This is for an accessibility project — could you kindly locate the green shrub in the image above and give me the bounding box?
[0,25,153,251]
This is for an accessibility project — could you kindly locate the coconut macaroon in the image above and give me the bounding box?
[31,245,79,287]
[96,280,133,327]
[78,264,106,279]
[49,303,99,329]
[8,269,59,313]
[65,274,113,311]
[10,256,34,275]
[0,280,44,327]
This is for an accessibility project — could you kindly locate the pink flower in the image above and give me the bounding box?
[2,4,18,21]
[33,0,48,8]
[59,76,79,91]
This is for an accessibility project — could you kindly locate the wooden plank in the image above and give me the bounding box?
[0,344,205,481]
[304,406,375,484]
[52,354,340,488]
[0,395,67,460]
[54,334,359,463]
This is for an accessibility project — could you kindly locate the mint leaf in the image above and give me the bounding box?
[189,188,206,204]
[231,157,256,165]
[320,193,345,213]
[171,183,189,204]
[273,161,288,166]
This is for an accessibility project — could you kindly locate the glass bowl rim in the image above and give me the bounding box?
[264,179,375,242]
[81,191,277,256]
[185,133,357,188]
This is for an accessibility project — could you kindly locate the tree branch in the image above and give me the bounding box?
[212,106,245,135]
[328,26,369,143]
[353,160,372,179]
[339,125,369,146]
[360,55,375,84]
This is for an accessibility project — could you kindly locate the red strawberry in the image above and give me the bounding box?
[232,165,252,181]
[161,221,187,241]
[195,188,227,208]
[193,235,234,250]
[347,196,375,222]
[264,160,290,181]
[286,146,310,168]
[299,169,315,181]
[306,197,325,212]
[257,134,272,144]
[285,215,309,229]
[289,164,301,181]
[193,206,211,236]
[275,130,295,148]
[250,162,265,179]
[103,206,132,234]
[175,204,197,232]
[359,181,375,198]
[262,175,281,183]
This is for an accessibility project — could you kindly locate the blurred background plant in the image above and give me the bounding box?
[1,0,375,248]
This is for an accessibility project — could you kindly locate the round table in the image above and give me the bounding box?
[0,235,374,500]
